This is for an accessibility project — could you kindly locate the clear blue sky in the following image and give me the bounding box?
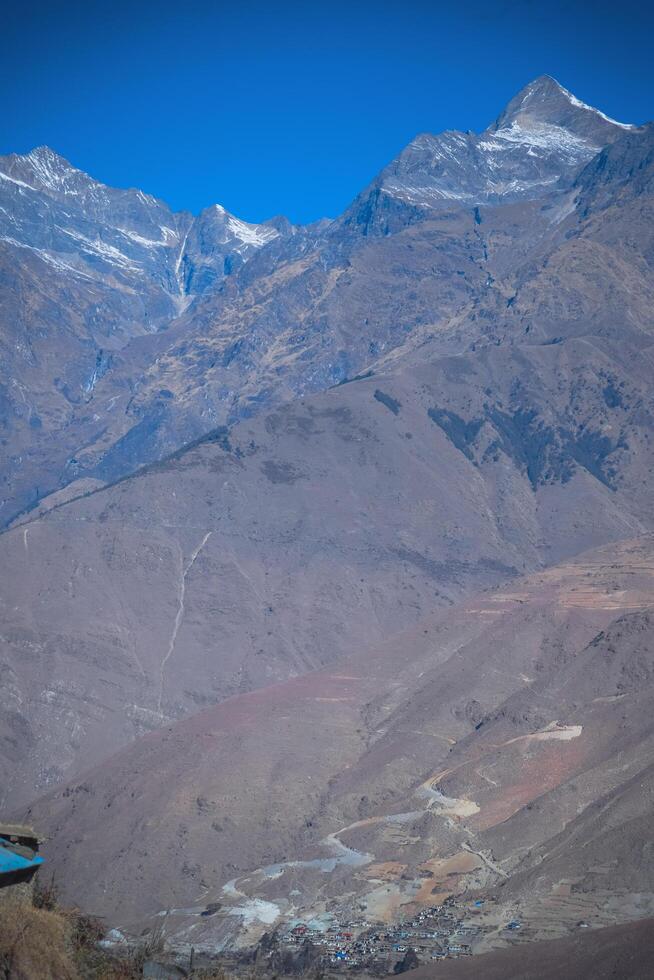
[2,0,653,224]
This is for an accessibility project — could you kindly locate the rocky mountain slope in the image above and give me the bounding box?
[2,75,654,968]
[20,536,654,946]
[349,74,634,213]
[408,917,654,980]
[1,76,649,529]
[2,333,651,808]
[0,146,293,527]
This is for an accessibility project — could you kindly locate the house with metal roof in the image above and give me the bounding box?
[0,823,44,902]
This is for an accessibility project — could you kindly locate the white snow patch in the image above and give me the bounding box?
[563,88,635,130]
[135,189,158,206]
[517,78,634,130]
[23,148,103,196]
[383,180,473,203]
[117,227,171,248]
[493,120,596,157]
[161,225,179,242]
[59,228,140,270]
[0,236,98,280]
[0,171,33,190]
[226,215,279,250]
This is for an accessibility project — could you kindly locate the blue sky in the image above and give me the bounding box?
[2,0,653,223]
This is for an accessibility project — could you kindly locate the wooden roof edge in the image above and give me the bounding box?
[0,823,44,843]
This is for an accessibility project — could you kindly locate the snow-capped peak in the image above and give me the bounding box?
[563,87,635,130]
[25,146,93,192]
[370,75,637,213]
[518,75,634,130]
[493,75,635,136]
[197,203,281,252]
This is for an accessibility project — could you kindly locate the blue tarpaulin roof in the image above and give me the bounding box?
[0,842,43,875]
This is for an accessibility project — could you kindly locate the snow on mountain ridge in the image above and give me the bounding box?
[0,145,287,304]
[25,145,99,194]
[566,90,635,129]
[513,74,635,130]
[489,120,595,157]
[370,76,636,210]
[226,213,280,250]
[0,77,639,297]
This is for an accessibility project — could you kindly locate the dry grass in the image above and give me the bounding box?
[0,886,242,979]
[1,880,317,980]
[0,900,79,980]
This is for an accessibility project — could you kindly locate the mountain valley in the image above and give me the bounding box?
[1,74,654,974]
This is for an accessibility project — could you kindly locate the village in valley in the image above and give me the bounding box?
[255,897,507,972]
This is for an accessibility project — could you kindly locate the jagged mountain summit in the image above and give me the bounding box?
[494,74,634,137]
[0,145,290,317]
[2,78,630,313]
[349,75,635,218]
[0,148,294,524]
[0,77,643,528]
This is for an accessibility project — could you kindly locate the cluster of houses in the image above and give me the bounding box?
[276,898,487,969]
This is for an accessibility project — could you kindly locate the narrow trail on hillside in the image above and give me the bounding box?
[156,531,212,714]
